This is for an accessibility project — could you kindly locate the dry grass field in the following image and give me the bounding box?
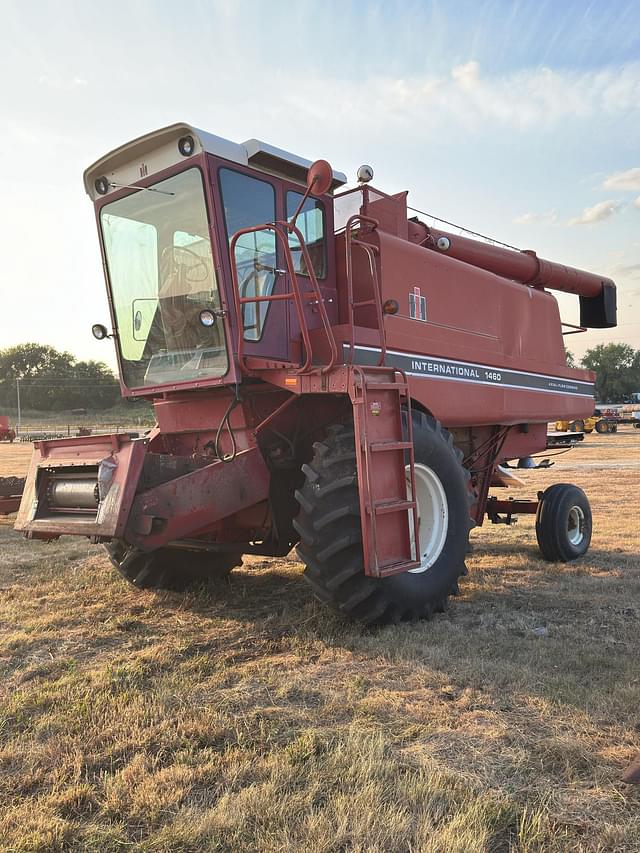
[0,432,639,851]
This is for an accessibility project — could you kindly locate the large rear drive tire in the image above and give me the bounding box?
[104,541,243,591]
[595,419,609,434]
[535,484,592,562]
[293,413,474,625]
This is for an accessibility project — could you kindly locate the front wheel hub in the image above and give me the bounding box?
[406,463,449,573]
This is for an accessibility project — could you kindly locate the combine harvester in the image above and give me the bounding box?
[14,124,617,623]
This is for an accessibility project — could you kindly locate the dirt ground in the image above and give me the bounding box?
[0,431,639,851]
[0,442,32,478]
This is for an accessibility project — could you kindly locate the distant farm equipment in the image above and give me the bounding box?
[556,409,640,434]
[0,416,16,443]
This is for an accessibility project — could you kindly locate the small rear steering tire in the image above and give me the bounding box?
[535,484,592,562]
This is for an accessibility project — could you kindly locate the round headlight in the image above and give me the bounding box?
[92,323,109,340]
[199,309,216,328]
[178,135,195,157]
[95,176,110,195]
[383,299,399,315]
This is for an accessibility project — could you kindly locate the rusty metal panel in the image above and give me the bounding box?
[126,446,270,550]
[14,434,147,539]
[0,476,24,517]
[0,497,21,516]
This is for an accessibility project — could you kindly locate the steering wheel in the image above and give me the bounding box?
[237,255,278,299]
[160,245,209,283]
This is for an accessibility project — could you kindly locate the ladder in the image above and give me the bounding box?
[350,366,421,577]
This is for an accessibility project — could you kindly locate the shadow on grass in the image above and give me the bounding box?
[3,526,638,726]
[157,550,640,719]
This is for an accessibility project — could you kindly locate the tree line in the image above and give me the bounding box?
[567,343,640,403]
[0,341,638,413]
[0,343,120,412]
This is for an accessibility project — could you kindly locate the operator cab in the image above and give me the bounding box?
[85,123,346,395]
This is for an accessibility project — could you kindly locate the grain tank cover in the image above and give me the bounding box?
[83,122,347,200]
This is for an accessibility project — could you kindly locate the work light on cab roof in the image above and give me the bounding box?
[14,121,615,625]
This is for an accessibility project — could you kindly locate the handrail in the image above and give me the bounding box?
[344,215,386,367]
[229,221,338,375]
[287,221,338,373]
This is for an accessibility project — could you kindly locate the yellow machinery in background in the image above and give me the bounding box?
[555,416,617,434]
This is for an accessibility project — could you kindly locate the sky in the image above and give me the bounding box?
[1,0,639,369]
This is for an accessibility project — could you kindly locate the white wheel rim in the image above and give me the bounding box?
[405,463,449,574]
[567,505,585,546]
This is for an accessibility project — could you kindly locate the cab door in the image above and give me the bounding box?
[284,189,337,360]
[218,166,290,362]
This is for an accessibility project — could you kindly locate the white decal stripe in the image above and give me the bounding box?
[351,344,594,387]
[344,344,595,397]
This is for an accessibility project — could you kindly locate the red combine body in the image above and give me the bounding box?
[15,123,617,623]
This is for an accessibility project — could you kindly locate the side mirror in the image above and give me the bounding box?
[92,323,111,340]
[289,159,334,229]
[198,309,217,328]
[306,159,333,197]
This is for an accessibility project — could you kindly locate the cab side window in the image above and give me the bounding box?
[219,168,277,340]
[286,193,326,279]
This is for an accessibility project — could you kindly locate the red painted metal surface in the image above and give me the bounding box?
[486,498,539,516]
[350,366,420,576]
[125,446,270,550]
[0,415,16,443]
[0,477,24,515]
[15,434,147,539]
[409,221,612,299]
[0,497,21,515]
[229,220,337,375]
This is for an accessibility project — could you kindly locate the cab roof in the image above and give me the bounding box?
[83,122,347,200]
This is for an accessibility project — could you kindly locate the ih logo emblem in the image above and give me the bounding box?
[409,286,427,322]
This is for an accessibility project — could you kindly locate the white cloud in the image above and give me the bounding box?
[451,60,480,90]
[635,196,640,209]
[246,60,640,139]
[603,167,640,191]
[350,61,640,132]
[514,209,558,225]
[38,74,88,90]
[568,199,624,225]
[611,263,640,278]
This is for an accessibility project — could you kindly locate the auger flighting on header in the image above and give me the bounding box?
[15,123,616,624]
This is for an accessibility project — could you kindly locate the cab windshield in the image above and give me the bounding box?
[100,168,228,388]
